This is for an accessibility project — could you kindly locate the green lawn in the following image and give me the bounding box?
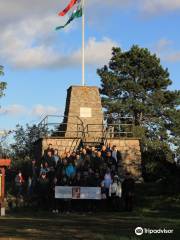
[1,183,180,240]
[0,209,180,240]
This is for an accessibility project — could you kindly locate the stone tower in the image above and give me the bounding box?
[62,86,104,139]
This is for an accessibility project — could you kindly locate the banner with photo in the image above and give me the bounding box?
[55,186,101,200]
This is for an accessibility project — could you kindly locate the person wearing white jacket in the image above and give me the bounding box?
[109,175,122,210]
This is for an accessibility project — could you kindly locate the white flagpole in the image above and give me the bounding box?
[82,0,85,86]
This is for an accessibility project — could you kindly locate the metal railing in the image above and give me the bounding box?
[38,115,84,138]
[37,115,134,140]
[84,123,133,138]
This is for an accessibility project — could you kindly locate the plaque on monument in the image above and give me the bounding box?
[80,107,92,118]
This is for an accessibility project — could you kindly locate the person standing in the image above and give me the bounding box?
[30,160,39,195]
[101,169,112,198]
[101,145,107,159]
[122,173,135,211]
[44,143,54,156]
[112,145,122,165]
[92,151,104,172]
[105,151,117,169]
[15,171,25,197]
[109,175,122,210]
[53,149,61,166]
[38,172,50,210]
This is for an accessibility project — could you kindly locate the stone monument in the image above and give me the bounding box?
[62,86,104,140]
[35,85,142,180]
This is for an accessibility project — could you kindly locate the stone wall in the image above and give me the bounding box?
[106,138,142,180]
[35,137,81,161]
[35,137,142,180]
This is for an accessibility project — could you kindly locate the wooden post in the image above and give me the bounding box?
[0,159,11,216]
[0,167,5,201]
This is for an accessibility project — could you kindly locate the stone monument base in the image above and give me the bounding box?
[35,137,142,180]
[34,85,142,180]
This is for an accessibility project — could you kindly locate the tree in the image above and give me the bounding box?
[11,124,47,168]
[0,65,7,156]
[0,65,4,76]
[97,46,180,180]
[0,65,7,101]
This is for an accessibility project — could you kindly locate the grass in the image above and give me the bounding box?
[1,183,180,240]
[0,208,180,240]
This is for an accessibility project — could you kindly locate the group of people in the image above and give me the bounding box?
[14,143,135,212]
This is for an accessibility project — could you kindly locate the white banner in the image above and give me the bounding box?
[55,186,72,199]
[55,186,101,200]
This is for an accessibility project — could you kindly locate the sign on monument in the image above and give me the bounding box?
[80,107,92,118]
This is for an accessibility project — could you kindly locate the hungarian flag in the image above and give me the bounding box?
[58,0,78,16]
[56,3,82,30]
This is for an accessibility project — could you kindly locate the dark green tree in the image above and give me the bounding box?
[97,46,180,180]
[11,124,47,167]
[0,65,7,156]
[0,65,7,101]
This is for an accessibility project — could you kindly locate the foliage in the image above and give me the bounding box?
[0,65,7,99]
[141,146,177,182]
[0,65,7,156]
[10,124,47,168]
[97,45,180,180]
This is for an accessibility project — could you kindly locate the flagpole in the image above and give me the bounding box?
[82,0,85,86]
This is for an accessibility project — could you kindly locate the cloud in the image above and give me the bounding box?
[1,0,179,70]
[0,0,66,25]
[0,0,179,30]
[139,0,180,15]
[0,0,131,22]
[163,52,180,62]
[0,0,125,70]
[0,17,117,69]
[0,15,65,69]
[153,38,180,63]
[0,104,61,117]
[31,105,60,117]
[0,104,26,116]
[61,37,118,68]
[154,39,173,53]
[0,0,132,31]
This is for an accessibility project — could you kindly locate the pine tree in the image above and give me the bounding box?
[97,45,180,168]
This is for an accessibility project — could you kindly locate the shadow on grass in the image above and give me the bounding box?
[0,210,180,240]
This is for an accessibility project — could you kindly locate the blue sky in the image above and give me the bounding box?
[0,0,180,133]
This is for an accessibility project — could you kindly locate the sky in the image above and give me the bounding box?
[0,0,180,134]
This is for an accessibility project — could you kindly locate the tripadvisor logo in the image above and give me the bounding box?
[135,227,143,236]
[135,227,174,235]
